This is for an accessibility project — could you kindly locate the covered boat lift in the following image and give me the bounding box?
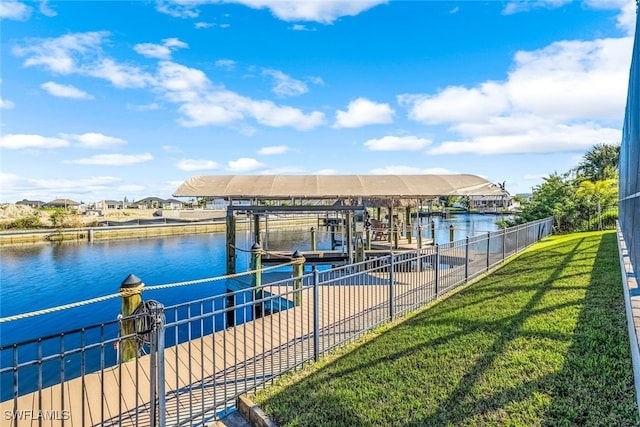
[173,174,508,274]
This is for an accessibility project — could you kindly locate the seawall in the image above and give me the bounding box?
[0,216,321,246]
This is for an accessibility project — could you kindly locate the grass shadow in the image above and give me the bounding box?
[254,232,639,426]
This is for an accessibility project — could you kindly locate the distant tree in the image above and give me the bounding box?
[49,209,69,228]
[575,143,620,182]
[518,172,580,233]
[459,196,471,212]
[438,195,458,208]
[576,179,618,230]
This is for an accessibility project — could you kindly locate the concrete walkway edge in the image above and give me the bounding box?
[237,394,278,427]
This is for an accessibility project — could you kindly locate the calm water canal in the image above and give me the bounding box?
[0,213,503,400]
[0,213,503,346]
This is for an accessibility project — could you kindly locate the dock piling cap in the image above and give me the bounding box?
[292,250,303,258]
[121,273,143,289]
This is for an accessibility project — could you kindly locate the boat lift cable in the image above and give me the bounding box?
[0,258,300,323]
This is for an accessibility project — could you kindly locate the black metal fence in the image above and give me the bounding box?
[0,218,553,426]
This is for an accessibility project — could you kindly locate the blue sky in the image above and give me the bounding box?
[0,0,637,203]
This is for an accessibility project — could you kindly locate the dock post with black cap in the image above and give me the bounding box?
[119,273,144,362]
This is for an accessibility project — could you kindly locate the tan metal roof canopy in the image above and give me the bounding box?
[173,174,505,200]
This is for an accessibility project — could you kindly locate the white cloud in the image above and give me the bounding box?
[14,31,109,74]
[14,32,154,88]
[0,0,31,20]
[172,82,326,130]
[502,0,571,15]
[117,184,146,192]
[315,169,337,175]
[195,22,214,29]
[399,82,508,125]
[263,69,308,97]
[65,153,154,165]
[162,145,183,153]
[127,102,161,111]
[226,0,388,24]
[215,59,236,70]
[41,81,93,99]
[402,35,632,155]
[177,159,219,171]
[364,135,432,151]
[156,0,386,23]
[134,38,188,60]
[62,133,127,149]
[134,43,172,60]
[1,97,15,109]
[335,98,395,128]
[261,166,305,174]
[228,157,265,171]
[0,134,69,149]
[258,145,289,155]
[0,173,123,202]
[39,0,56,17]
[428,120,621,155]
[155,1,200,18]
[291,24,315,31]
[14,33,325,132]
[87,58,154,88]
[156,61,211,102]
[506,37,632,121]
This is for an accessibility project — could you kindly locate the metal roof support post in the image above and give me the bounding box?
[406,206,412,244]
[346,211,353,263]
[226,206,236,275]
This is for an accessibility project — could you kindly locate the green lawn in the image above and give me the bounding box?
[254,231,639,426]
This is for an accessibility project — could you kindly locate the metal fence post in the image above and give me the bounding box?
[389,254,395,320]
[502,228,506,262]
[486,232,491,271]
[515,224,520,252]
[464,236,469,281]
[313,267,320,362]
[148,302,166,427]
[434,244,439,296]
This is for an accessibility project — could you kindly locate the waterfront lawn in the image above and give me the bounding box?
[253,231,639,426]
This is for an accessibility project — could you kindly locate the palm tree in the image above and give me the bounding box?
[575,143,620,182]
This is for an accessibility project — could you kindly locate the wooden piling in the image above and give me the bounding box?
[119,274,144,363]
[405,207,411,244]
[253,214,261,245]
[226,211,236,274]
[431,220,436,243]
[310,227,316,251]
[449,224,454,244]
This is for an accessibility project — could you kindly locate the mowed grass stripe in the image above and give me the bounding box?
[254,231,639,426]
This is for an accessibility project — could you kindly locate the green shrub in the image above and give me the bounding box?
[8,215,44,229]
